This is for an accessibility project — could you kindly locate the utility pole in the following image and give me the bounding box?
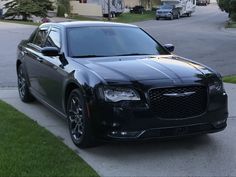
[108,0,111,21]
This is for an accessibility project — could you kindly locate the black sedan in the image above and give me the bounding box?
[17,21,228,148]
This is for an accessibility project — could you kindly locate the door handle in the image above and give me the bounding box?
[36,57,43,63]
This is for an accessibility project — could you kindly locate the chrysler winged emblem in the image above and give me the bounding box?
[163,91,196,97]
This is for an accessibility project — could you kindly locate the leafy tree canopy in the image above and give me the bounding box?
[3,0,54,20]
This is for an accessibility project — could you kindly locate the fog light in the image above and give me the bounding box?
[121,131,127,136]
[213,120,226,128]
[111,131,118,135]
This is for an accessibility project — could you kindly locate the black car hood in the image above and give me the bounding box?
[74,55,214,83]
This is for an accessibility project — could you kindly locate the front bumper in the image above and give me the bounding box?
[91,91,228,141]
[156,13,172,18]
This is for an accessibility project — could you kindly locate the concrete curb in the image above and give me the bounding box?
[220,25,236,35]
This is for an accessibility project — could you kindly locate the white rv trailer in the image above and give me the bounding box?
[161,0,196,16]
[88,0,124,17]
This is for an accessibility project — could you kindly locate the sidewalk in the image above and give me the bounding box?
[0,83,236,176]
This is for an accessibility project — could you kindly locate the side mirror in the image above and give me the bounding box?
[163,44,175,53]
[41,47,60,57]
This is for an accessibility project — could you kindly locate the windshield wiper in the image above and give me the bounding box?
[114,53,155,56]
[71,55,106,58]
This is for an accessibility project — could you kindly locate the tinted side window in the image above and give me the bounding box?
[33,29,48,47]
[45,29,61,49]
[28,29,38,43]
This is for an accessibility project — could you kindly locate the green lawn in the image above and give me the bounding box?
[113,11,156,23]
[0,100,98,177]
[70,11,156,23]
[223,75,236,84]
[1,11,156,26]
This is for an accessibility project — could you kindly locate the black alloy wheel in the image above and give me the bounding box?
[17,65,34,102]
[67,89,95,148]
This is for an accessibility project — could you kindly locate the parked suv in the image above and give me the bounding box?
[156,5,180,20]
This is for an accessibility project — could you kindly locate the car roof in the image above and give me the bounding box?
[40,21,138,29]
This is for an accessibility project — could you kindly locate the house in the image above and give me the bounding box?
[70,0,161,17]
[70,0,103,16]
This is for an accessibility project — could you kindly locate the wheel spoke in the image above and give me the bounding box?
[69,95,85,141]
[18,68,26,97]
[69,114,77,123]
[72,123,79,134]
[77,128,83,135]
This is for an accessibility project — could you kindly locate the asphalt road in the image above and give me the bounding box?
[0,4,235,88]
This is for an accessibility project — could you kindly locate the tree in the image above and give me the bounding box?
[57,0,71,17]
[218,0,231,13]
[3,0,54,21]
[230,0,236,20]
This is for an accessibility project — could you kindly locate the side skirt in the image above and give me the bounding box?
[29,88,67,119]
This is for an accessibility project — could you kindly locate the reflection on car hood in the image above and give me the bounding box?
[74,55,214,83]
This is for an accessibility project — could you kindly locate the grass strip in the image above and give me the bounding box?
[0,100,98,177]
[223,75,236,84]
[1,11,156,26]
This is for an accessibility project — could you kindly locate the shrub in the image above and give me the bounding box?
[230,0,236,11]
[230,12,236,20]
[230,0,236,20]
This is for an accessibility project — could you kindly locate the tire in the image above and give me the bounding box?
[187,13,191,17]
[17,64,34,102]
[111,12,115,18]
[67,89,96,148]
[156,17,159,20]
[169,14,174,20]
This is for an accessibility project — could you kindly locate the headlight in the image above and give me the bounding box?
[100,87,141,102]
[209,79,224,92]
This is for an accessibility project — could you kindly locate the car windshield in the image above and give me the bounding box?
[67,26,169,58]
[160,5,173,9]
